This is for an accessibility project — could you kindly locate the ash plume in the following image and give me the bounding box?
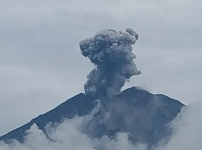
[79,28,141,97]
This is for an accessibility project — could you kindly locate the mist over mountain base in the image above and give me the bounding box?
[0,98,201,150]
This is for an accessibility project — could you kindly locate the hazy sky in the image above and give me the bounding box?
[0,0,202,136]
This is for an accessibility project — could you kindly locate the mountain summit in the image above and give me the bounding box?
[0,87,184,146]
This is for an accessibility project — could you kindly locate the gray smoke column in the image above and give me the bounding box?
[79,28,141,97]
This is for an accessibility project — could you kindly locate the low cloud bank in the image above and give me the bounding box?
[0,101,201,150]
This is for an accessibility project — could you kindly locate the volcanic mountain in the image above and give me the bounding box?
[0,87,184,146]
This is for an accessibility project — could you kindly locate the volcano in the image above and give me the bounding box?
[0,29,185,147]
[0,87,184,146]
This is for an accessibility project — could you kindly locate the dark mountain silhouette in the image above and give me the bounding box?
[0,87,184,146]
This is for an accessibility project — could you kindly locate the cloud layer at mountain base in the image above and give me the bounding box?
[0,101,201,150]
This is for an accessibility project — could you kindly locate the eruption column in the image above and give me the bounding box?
[79,28,141,97]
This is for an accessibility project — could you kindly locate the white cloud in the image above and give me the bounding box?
[0,101,202,150]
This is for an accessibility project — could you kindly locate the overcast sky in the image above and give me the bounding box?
[0,0,202,136]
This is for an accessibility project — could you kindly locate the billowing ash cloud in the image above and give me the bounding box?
[79,28,141,97]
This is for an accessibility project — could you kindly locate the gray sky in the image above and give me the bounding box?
[0,0,202,136]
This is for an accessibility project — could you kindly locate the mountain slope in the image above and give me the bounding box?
[0,87,184,146]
